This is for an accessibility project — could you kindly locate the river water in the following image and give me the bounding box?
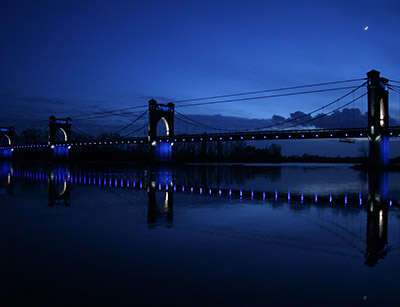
[0,161,399,306]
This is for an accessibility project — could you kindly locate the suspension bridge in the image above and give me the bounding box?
[1,70,400,166]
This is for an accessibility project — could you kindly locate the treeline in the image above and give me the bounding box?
[174,141,282,163]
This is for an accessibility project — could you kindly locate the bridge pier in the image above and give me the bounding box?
[0,148,12,159]
[51,145,69,160]
[152,142,172,162]
[367,70,389,167]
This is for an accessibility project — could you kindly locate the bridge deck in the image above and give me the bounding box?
[2,127,400,149]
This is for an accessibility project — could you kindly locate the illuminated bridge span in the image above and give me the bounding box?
[1,70,399,166]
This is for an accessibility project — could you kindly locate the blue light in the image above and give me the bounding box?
[315,194,318,203]
[200,187,202,195]
[209,188,212,195]
[262,192,265,200]
[344,194,347,205]
[288,191,290,202]
[240,189,242,199]
[301,193,304,204]
[219,189,222,196]
[275,190,278,202]
[191,187,193,194]
[182,186,185,192]
[174,185,176,191]
[329,194,332,202]
[389,200,392,207]
[251,190,254,200]
[229,189,232,198]
[140,181,142,188]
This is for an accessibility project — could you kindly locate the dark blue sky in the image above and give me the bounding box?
[1,0,399,137]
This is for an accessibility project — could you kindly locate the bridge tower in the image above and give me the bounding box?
[367,70,389,167]
[148,99,175,162]
[0,127,14,159]
[365,169,389,266]
[49,116,72,160]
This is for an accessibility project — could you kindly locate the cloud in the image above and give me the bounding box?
[175,108,399,133]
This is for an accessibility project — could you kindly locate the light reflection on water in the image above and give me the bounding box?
[0,161,400,305]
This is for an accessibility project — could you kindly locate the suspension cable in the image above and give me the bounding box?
[173,78,366,104]
[173,83,367,133]
[112,110,148,134]
[175,110,233,131]
[283,92,367,129]
[175,85,362,108]
[388,86,400,95]
[71,124,93,137]
[121,123,148,138]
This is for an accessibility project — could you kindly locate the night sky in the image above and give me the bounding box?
[1,0,400,155]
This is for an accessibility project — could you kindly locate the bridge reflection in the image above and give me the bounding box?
[1,163,397,266]
[48,166,70,207]
[0,161,13,194]
[365,170,389,266]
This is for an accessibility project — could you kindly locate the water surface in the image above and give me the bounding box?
[0,162,399,305]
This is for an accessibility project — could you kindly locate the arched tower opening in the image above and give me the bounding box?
[0,135,11,146]
[156,117,170,137]
[54,128,68,143]
[148,99,175,162]
[0,127,14,146]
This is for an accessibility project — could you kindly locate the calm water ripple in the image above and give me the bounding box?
[0,161,399,305]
